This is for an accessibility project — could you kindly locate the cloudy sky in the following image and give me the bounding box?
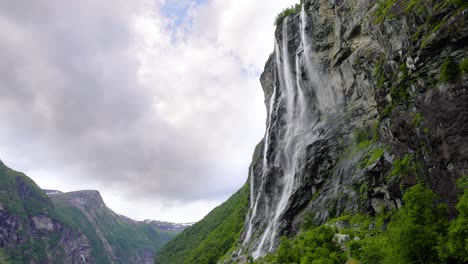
[0,0,296,222]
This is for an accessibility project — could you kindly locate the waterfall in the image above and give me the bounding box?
[243,64,278,245]
[245,5,325,259]
[252,15,309,257]
[299,5,337,113]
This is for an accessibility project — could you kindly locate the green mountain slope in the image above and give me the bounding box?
[0,159,181,263]
[154,183,249,264]
[0,160,65,263]
[51,190,179,263]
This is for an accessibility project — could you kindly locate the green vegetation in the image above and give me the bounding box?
[373,0,397,24]
[460,58,468,74]
[275,2,302,27]
[52,197,111,263]
[439,56,460,83]
[348,182,466,264]
[442,176,468,261]
[387,154,416,182]
[373,57,412,117]
[374,58,386,90]
[0,160,177,263]
[364,147,384,167]
[52,193,177,263]
[0,161,54,221]
[254,225,347,264]
[354,129,373,149]
[0,248,10,264]
[412,112,424,127]
[252,182,467,264]
[154,183,250,264]
[0,160,61,263]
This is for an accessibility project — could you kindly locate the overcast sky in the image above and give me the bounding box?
[0,0,296,222]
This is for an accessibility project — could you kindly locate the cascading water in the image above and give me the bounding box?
[242,6,332,259]
[242,62,278,246]
[299,5,337,112]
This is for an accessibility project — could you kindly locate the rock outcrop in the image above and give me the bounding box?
[0,161,96,263]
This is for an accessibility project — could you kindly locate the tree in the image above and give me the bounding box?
[386,183,448,263]
[444,177,468,262]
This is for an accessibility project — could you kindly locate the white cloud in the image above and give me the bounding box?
[0,0,297,222]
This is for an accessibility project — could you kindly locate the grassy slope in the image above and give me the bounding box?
[0,160,58,263]
[0,160,54,220]
[154,183,250,264]
[52,193,178,263]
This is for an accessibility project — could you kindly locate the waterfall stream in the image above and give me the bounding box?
[245,5,332,259]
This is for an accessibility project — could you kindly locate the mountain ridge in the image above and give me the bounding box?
[0,159,184,263]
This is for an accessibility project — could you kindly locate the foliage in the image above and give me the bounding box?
[154,183,250,264]
[374,58,386,90]
[0,161,54,221]
[412,112,424,127]
[275,3,302,27]
[255,225,347,264]
[52,193,177,263]
[373,0,397,24]
[460,58,468,75]
[0,248,10,264]
[385,183,448,263]
[387,153,415,182]
[442,176,468,261]
[364,147,384,167]
[439,56,460,83]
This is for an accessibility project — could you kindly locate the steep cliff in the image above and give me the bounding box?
[156,0,467,263]
[240,0,468,259]
[0,160,183,263]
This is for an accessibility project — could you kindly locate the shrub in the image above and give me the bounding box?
[274,3,301,27]
[459,58,468,75]
[374,0,397,24]
[443,176,468,261]
[439,56,460,83]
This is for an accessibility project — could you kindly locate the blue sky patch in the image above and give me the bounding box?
[161,0,206,28]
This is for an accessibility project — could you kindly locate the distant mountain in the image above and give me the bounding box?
[0,159,184,263]
[142,220,194,232]
[43,189,63,195]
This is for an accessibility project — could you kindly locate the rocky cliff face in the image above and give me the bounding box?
[238,0,467,259]
[0,160,183,263]
[50,190,183,264]
[0,160,95,263]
